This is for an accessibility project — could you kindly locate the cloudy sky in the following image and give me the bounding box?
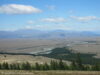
[0,0,100,31]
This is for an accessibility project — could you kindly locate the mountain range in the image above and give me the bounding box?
[0,29,100,39]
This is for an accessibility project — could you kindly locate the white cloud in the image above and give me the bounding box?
[0,28,17,31]
[25,25,33,29]
[0,4,42,14]
[27,20,35,24]
[41,17,67,23]
[70,16,100,22]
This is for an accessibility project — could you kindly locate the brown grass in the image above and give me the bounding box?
[0,70,100,75]
[0,54,70,65]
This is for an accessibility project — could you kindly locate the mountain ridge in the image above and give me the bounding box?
[0,29,100,39]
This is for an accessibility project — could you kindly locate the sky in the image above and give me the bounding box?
[0,0,100,31]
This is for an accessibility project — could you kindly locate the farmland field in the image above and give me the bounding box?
[0,37,100,58]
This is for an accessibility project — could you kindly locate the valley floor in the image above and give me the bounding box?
[0,70,100,75]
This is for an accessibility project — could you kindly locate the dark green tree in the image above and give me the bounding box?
[58,59,66,70]
[42,63,50,70]
[70,60,77,70]
[50,60,59,70]
[91,63,100,71]
[21,62,31,70]
[35,62,41,70]
[0,63,2,69]
[2,62,9,69]
[76,53,84,70]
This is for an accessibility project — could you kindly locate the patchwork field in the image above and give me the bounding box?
[0,39,66,54]
[0,37,100,58]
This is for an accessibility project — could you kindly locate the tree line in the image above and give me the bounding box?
[0,53,100,71]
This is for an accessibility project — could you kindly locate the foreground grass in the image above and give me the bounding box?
[0,70,100,75]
